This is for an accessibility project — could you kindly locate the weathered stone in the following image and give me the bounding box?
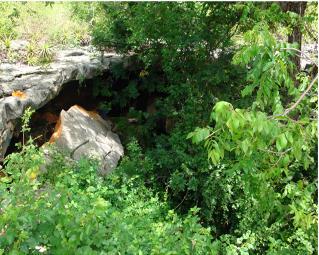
[48,105,123,174]
[301,43,318,70]
[0,48,126,160]
[9,40,29,51]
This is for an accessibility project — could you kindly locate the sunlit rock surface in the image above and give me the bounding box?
[48,105,123,174]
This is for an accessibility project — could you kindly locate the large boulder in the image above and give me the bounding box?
[0,48,127,160]
[48,105,124,174]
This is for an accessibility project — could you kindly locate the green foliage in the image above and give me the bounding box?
[0,141,214,254]
[15,3,90,47]
[1,35,12,50]
[92,61,143,114]
[38,43,53,64]
[92,7,317,254]
[70,2,101,26]
[93,2,243,108]
[91,6,246,227]
[233,24,299,113]
[189,25,317,254]
[21,107,35,135]
[1,2,317,254]
[303,3,318,43]
[21,107,35,146]
[237,3,287,33]
[1,108,213,253]
[189,100,315,167]
[0,3,19,38]
[236,2,318,43]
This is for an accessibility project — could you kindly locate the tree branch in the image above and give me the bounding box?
[278,74,318,117]
[281,47,318,67]
[174,190,189,210]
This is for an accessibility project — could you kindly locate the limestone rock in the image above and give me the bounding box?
[9,40,29,51]
[48,105,124,174]
[0,47,126,160]
[301,43,318,70]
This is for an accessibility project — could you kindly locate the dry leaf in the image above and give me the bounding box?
[12,90,27,99]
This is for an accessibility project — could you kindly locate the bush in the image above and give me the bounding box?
[0,141,214,254]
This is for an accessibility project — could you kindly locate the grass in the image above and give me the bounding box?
[0,2,91,65]
[15,2,90,47]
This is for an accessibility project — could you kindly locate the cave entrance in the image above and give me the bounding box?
[4,60,168,158]
[29,79,103,147]
[5,77,110,156]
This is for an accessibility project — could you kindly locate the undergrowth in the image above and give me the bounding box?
[0,128,213,254]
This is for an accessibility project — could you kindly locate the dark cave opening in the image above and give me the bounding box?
[4,69,167,157]
[5,79,103,156]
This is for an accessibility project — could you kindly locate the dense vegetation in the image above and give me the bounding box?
[0,2,317,254]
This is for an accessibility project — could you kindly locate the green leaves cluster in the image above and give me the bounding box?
[189,100,315,169]
[0,143,214,254]
[92,2,243,118]
[188,20,317,253]
[233,25,298,113]
[90,3,317,254]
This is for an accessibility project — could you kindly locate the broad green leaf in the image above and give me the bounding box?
[241,139,250,155]
[190,127,210,144]
[208,147,221,165]
[241,85,255,97]
[276,134,288,151]
[285,132,293,144]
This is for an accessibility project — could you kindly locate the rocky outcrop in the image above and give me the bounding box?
[0,48,125,160]
[47,105,123,174]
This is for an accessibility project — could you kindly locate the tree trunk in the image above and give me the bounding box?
[279,2,307,71]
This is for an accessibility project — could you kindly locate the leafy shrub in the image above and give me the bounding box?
[0,139,214,254]
[1,2,317,254]
[188,25,318,254]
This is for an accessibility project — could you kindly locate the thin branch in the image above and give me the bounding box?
[33,135,43,142]
[283,74,318,116]
[174,190,189,210]
[259,148,292,155]
[205,128,221,140]
[272,151,287,168]
[272,74,318,118]
[281,47,318,67]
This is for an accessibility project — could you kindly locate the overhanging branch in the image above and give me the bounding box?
[281,47,318,67]
[283,74,318,116]
[272,74,318,119]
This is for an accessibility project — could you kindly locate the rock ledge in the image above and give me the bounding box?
[0,48,125,160]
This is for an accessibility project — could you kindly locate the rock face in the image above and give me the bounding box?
[0,48,125,160]
[301,43,318,70]
[48,105,124,174]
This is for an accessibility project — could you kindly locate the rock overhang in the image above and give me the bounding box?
[0,47,127,161]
